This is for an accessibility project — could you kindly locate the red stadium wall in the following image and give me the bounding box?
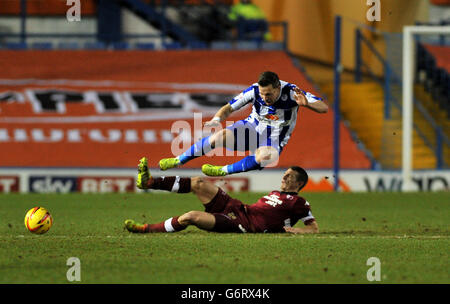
[424,45,450,73]
[0,0,97,15]
[0,50,371,169]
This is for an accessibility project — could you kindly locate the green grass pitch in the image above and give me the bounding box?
[0,192,448,284]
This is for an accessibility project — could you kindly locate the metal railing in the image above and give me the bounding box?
[354,27,449,169]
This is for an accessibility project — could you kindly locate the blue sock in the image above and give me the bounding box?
[225,155,262,174]
[178,136,213,164]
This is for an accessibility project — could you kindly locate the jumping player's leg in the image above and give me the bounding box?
[202,120,260,176]
[213,145,278,175]
[202,122,282,176]
[159,128,234,171]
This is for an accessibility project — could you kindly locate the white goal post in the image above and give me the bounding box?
[402,25,450,191]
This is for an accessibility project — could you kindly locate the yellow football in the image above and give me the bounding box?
[24,207,53,234]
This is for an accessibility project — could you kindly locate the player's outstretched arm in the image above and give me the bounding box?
[283,221,319,234]
[293,87,328,114]
[204,103,234,127]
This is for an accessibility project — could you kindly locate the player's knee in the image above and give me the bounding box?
[210,129,232,148]
[255,147,279,166]
[222,129,233,147]
[181,211,202,225]
[191,177,205,193]
[209,129,226,148]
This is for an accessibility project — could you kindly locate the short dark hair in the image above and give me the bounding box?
[258,71,280,88]
[289,166,308,192]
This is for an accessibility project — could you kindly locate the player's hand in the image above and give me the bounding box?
[204,119,221,128]
[283,226,300,234]
[293,87,308,106]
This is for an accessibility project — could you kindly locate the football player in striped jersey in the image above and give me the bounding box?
[159,71,328,176]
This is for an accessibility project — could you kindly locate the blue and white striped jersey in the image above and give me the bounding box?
[228,80,322,148]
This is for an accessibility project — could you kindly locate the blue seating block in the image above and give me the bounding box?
[135,42,155,50]
[31,42,53,50]
[210,41,232,50]
[84,41,106,50]
[189,41,208,49]
[163,42,182,50]
[235,40,259,50]
[58,42,80,50]
[112,42,130,50]
[5,42,27,50]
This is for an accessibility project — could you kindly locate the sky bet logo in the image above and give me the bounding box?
[29,176,135,193]
[0,176,19,193]
[29,176,77,193]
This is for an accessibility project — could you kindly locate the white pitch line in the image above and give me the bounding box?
[1,234,448,240]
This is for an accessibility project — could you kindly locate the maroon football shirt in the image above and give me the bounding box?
[245,191,315,233]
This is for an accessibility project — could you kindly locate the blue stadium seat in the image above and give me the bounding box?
[188,41,208,49]
[235,40,259,50]
[210,41,232,50]
[31,42,53,50]
[5,42,27,50]
[84,41,107,50]
[134,42,155,50]
[261,41,284,51]
[57,41,80,50]
[163,42,183,50]
[112,41,130,50]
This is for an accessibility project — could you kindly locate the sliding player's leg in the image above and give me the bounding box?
[128,164,222,233]
[125,177,237,233]
[136,157,191,192]
[124,211,215,233]
[126,170,247,233]
[124,209,240,234]
[136,158,219,200]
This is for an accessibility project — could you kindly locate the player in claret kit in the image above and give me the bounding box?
[125,157,319,234]
[158,71,328,176]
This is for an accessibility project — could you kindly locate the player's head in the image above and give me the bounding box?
[258,71,281,106]
[281,166,308,192]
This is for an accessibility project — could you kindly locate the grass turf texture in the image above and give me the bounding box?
[0,192,448,284]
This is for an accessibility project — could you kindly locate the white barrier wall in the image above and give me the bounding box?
[0,168,449,193]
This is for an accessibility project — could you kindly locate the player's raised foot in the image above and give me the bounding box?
[201,164,228,176]
[124,219,149,233]
[159,157,181,171]
[136,157,152,189]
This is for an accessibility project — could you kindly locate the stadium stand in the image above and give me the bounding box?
[30,42,53,50]
[0,0,288,50]
[0,0,377,171]
[0,50,371,169]
[321,21,450,169]
[57,41,80,50]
